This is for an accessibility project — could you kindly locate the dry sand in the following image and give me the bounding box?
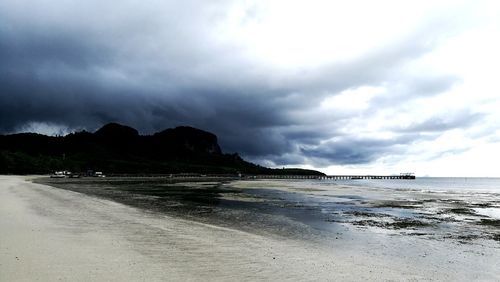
[1,176,499,281]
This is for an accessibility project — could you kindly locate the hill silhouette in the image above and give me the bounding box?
[0,123,324,176]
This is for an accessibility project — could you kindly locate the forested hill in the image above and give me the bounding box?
[0,122,324,176]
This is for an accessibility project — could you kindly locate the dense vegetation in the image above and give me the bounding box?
[0,123,324,176]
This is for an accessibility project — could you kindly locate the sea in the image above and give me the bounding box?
[233,177,499,241]
[294,177,500,222]
[323,177,500,192]
[40,176,500,241]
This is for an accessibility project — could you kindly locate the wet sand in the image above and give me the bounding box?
[1,176,499,281]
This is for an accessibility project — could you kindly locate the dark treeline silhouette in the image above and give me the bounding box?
[0,122,324,176]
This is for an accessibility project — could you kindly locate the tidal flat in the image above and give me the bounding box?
[36,177,500,243]
[20,176,499,281]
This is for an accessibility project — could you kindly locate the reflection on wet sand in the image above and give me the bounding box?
[36,177,500,243]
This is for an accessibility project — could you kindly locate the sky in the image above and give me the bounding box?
[1,0,500,176]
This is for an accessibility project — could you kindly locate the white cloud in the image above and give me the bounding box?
[14,122,72,136]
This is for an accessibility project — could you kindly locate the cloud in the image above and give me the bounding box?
[395,110,485,133]
[298,133,434,166]
[0,0,498,174]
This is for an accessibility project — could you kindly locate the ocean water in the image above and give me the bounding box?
[318,177,500,193]
[40,176,500,242]
[236,177,500,240]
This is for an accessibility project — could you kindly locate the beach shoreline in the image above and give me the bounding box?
[1,175,499,281]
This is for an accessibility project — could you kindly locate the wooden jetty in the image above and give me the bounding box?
[101,173,415,180]
[253,173,415,180]
[320,173,415,180]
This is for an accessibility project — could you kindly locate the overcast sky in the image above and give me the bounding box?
[1,0,499,176]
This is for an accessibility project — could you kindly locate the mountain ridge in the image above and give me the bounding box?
[0,123,324,176]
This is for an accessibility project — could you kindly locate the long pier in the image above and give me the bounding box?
[89,173,415,180]
[252,173,415,180]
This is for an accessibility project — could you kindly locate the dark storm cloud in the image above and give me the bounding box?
[299,133,431,166]
[0,1,487,167]
[369,75,462,108]
[395,110,485,133]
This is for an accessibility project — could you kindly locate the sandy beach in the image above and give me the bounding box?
[1,176,499,281]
